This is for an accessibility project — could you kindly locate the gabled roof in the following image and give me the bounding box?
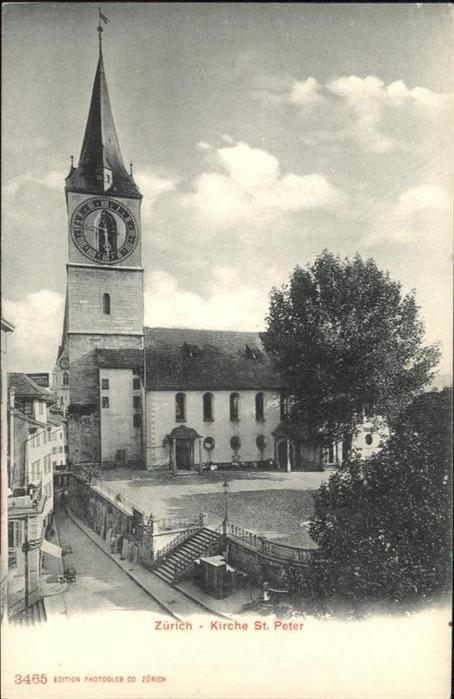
[8,373,56,403]
[65,46,141,199]
[95,328,282,391]
[143,327,280,391]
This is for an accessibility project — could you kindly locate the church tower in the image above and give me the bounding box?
[58,25,144,465]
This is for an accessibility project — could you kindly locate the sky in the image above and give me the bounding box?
[2,2,452,380]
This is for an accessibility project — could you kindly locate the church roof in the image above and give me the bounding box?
[145,327,280,391]
[65,45,141,199]
[95,327,282,391]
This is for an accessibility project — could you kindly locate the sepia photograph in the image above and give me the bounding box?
[1,3,452,698]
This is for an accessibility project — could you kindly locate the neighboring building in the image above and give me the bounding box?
[6,373,60,620]
[56,31,387,476]
[1,317,15,621]
[47,411,69,502]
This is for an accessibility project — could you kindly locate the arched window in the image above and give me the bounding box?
[62,372,69,386]
[175,392,186,422]
[203,392,214,421]
[229,393,239,421]
[256,435,266,451]
[103,293,111,315]
[255,392,264,421]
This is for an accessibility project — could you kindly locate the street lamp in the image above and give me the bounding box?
[222,479,229,536]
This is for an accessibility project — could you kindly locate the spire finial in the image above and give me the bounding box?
[70,154,74,168]
[97,6,110,53]
[130,162,133,176]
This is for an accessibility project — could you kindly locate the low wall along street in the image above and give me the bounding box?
[67,474,316,586]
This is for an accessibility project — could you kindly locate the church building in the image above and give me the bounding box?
[53,30,386,473]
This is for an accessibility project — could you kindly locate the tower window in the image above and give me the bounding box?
[255,392,264,421]
[63,372,69,386]
[102,397,109,409]
[102,378,109,390]
[133,378,141,390]
[203,392,214,421]
[103,293,111,315]
[133,395,141,409]
[230,393,240,421]
[175,393,186,422]
[133,414,141,427]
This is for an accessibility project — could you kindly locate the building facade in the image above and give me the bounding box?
[57,34,387,476]
[1,318,15,621]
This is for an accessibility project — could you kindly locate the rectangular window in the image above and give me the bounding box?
[102,397,109,409]
[133,395,141,409]
[52,446,57,454]
[133,368,140,376]
[64,445,68,453]
[8,520,24,548]
[59,446,63,453]
[52,432,56,442]
[23,401,33,416]
[102,378,109,390]
[133,378,140,390]
[133,414,141,427]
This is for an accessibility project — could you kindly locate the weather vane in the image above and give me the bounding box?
[97,6,110,47]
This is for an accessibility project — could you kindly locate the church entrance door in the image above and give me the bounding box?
[176,439,192,469]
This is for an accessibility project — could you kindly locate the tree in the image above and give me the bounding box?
[262,251,440,448]
[304,388,452,603]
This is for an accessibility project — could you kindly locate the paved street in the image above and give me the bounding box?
[54,509,165,617]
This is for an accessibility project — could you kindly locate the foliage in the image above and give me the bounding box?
[262,251,440,444]
[303,388,452,603]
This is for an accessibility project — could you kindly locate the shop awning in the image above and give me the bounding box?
[41,539,62,558]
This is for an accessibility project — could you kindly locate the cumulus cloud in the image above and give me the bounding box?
[3,290,65,372]
[134,169,177,221]
[181,141,346,233]
[252,71,449,153]
[395,185,451,218]
[144,268,266,331]
[289,77,325,107]
[3,170,65,197]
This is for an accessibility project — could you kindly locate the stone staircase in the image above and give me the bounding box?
[153,527,222,584]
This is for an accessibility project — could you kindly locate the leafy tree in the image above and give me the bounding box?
[304,388,452,603]
[262,251,440,449]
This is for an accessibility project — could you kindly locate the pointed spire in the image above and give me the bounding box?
[66,21,141,198]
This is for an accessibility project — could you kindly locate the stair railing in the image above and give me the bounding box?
[151,525,203,569]
[173,534,223,583]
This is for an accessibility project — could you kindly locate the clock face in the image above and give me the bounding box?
[70,197,139,264]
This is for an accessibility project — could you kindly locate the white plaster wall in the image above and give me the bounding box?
[145,389,281,468]
[99,368,142,462]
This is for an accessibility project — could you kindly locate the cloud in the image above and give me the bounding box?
[3,170,65,197]
[144,269,266,331]
[180,141,346,233]
[289,77,325,107]
[3,290,65,372]
[395,185,451,218]
[134,169,178,221]
[252,71,449,153]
